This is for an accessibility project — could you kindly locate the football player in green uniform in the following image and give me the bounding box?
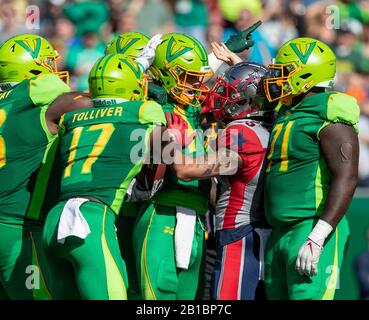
[42,54,166,300]
[104,31,166,300]
[0,34,91,300]
[263,38,360,300]
[132,33,213,300]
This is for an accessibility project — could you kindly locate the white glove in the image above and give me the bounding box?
[135,34,163,72]
[125,178,164,202]
[295,219,333,277]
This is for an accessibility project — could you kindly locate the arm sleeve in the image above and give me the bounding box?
[29,74,71,108]
[318,93,360,139]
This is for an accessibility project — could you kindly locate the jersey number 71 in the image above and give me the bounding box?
[267,121,295,172]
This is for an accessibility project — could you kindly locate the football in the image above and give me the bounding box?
[135,163,167,189]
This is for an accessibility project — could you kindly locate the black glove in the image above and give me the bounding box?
[148,82,168,105]
[225,20,262,53]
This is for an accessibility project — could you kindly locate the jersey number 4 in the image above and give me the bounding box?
[267,121,294,172]
[64,123,115,178]
[0,109,7,169]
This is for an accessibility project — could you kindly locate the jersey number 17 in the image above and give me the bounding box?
[63,123,115,178]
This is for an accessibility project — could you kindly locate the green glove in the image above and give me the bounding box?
[148,82,168,105]
[225,20,262,53]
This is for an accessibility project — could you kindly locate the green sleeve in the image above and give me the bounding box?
[318,92,360,138]
[29,74,70,108]
[138,100,167,125]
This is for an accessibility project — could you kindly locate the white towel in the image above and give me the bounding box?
[57,198,91,244]
[174,206,197,270]
[254,228,272,281]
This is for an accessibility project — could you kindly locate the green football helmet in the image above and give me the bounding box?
[0,34,69,86]
[264,37,336,105]
[88,53,147,101]
[105,32,150,59]
[150,33,212,106]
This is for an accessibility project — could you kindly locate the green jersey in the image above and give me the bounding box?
[264,92,360,227]
[153,101,211,215]
[58,100,166,215]
[0,74,70,226]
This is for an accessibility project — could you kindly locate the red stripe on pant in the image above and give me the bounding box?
[218,238,244,300]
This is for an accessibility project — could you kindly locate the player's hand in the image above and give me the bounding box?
[211,42,243,66]
[135,34,163,72]
[125,177,164,201]
[165,112,196,148]
[295,238,323,277]
[295,219,333,277]
[148,82,168,105]
[225,20,262,53]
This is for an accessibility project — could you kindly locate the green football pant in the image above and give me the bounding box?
[116,206,142,300]
[42,200,128,300]
[133,203,206,300]
[265,217,350,300]
[0,222,52,300]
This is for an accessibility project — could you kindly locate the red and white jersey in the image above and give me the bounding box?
[215,119,270,230]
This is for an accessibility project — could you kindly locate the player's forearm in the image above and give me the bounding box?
[171,148,241,181]
[46,92,92,134]
[171,150,222,181]
[319,123,359,228]
[320,173,358,228]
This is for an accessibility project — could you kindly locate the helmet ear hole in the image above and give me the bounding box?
[161,69,169,77]
[30,70,42,75]
[300,73,312,79]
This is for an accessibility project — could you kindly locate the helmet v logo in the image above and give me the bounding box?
[166,37,192,63]
[290,42,316,64]
[15,38,41,59]
[119,58,141,79]
[118,38,139,54]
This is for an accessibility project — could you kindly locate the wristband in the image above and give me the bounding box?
[208,52,224,74]
[308,219,333,247]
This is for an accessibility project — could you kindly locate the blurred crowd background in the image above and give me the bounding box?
[1,0,369,187]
